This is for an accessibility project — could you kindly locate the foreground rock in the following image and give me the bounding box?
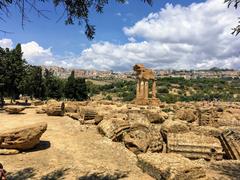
[4,106,25,114]
[167,132,223,160]
[65,102,78,113]
[161,120,189,141]
[137,153,206,180]
[219,129,240,160]
[208,160,240,179]
[98,118,130,140]
[174,109,198,123]
[46,102,65,116]
[123,125,163,154]
[191,126,222,137]
[0,122,47,150]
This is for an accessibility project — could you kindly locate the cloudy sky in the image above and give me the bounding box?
[0,0,239,71]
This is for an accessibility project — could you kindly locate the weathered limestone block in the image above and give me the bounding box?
[122,124,163,154]
[78,107,103,124]
[65,102,78,113]
[217,115,240,127]
[191,126,222,137]
[161,120,189,141]
[97,118,130,140]
[219,129,240,160]
[78,107,97,120]
[127,110,150,127]
[208,160,240,179]
[123,124,151,154]
[198,107,218,126]
[147,126,164,153]
[0,122,47,150]
[174,109,198,123]
[46,102,65,116]
[145,110,167,124]
[167,132,223,160]
[137,153,206,180]
[4,106,25,114]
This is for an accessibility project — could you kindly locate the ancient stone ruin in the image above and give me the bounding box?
[133,64,160,106]
[0,122,47,152]
[2,97,240,179]
[220,129,240,160]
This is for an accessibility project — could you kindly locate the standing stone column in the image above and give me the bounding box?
[152,80,156,98]
[144,81,149,99]
[140,80,145,98]
[136,79,140,99]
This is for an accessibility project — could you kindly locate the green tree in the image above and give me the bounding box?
[65,71,76,99]
[0,44,27,100]
[64,71,88,100]
[20,66,45,99]
[74,78,88,101]
[44,69,64,99]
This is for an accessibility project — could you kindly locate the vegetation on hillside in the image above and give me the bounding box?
[0,45,88,101]
[88,77,240,103]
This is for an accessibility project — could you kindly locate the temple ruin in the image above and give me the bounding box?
[133,64,160,106]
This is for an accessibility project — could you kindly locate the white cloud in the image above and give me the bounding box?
[1,0,240,71]
[73,0,240,70]
[21,41,55,65]
[0,38,13,49]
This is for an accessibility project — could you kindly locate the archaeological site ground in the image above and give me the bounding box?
[0,65,240,180]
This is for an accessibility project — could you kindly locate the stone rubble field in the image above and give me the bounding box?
[0,100,240,179]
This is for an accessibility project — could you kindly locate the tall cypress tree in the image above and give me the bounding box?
[44,69,63,99]
[1,44,27,100]
[64,71,88,101]
[65,71,76,99]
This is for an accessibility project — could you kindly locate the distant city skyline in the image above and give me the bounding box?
[42,65,240,80]
[0,0,240,71]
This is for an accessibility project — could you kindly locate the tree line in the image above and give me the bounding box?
[0,44,88,101]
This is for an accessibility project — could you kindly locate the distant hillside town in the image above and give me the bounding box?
[41,66,240,79]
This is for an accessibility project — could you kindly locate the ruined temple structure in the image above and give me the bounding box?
[167,132,223,160]
[133,64,160,106]
[219,129,240,160]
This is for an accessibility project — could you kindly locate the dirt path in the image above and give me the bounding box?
[0,108,153,179]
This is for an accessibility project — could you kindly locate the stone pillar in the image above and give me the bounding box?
[144,81,149,99]
[152,80,156,98]
[140,80,144,98]
[136,79,140,99]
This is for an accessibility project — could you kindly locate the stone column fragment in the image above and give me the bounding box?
[144,81,149,99]
[152,80,156,98]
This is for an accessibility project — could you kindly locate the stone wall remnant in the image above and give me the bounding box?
[167,132,223,160]
[219,129,240,160]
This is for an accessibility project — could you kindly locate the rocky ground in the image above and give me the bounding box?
[0,107,153,179]
[1,100,240,180]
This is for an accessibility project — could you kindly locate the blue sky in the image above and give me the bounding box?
[0,0,240,71]
[1,0,202,54]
